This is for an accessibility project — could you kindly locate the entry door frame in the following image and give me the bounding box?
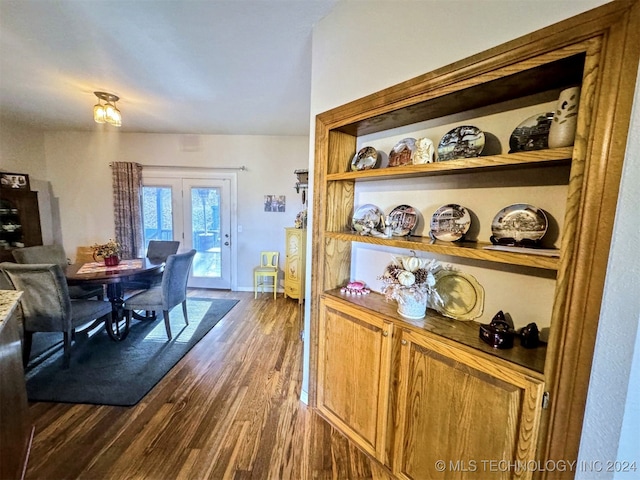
[141,167,238,291]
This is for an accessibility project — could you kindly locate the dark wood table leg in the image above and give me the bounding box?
[105,283,130,341]
[131,310,157,321]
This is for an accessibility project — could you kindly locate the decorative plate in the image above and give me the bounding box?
[437,126,485,161]
[490,203,548,246]
[352,204,385,235]
[387,205,419,236]
[430,270,484,321]
[508,112,554,153]
[388,138,416,167]
[351,146,379,171]
[430,204,471,242]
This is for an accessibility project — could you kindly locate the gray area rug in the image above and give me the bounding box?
[25,298,239,406]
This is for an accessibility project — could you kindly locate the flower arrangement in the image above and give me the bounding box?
[379,254,443,306]
[92,239,121,258]
[295,209,308,229]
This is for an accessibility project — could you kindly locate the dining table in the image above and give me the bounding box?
[65,258,164,341]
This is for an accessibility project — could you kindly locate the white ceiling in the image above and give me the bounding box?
[0,0,339,135]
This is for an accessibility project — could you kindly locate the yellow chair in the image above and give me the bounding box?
[75,246,96,264]
[254,251,279,299]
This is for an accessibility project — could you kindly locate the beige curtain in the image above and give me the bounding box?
[111,162,143,259]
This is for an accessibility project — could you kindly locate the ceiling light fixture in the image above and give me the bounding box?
[93,91,122,127]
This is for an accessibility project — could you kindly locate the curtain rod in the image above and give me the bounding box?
[109,163,246,171]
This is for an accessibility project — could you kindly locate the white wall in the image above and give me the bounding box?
[0,128,308,289]
[0,122,46,174]
[40,131,308,289]
[0,121,55,245]
[306,0,637,463]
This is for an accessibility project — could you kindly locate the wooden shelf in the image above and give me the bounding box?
[323,289,546,375]
[311,2,640,472]
[325,232,560,271]
[327,147,573,182]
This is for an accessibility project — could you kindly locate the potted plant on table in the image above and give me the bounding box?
[92,239,121,266]
[380,254,443,320]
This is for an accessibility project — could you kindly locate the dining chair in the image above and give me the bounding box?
[253,251,279,299]
[75,245,96,263]
[121,240,181,293]
[123,249,196,340]
[0,262,113,368]
[12,244,104,300]
[146,240,180,263]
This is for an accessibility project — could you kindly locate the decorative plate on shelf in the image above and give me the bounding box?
[490,203,548,246]
[430,270,484,321]
[508,112,554,153]
[430,204,471,242]
[387,204,419,236]
[437,126,485,161]
[351,146,379,171]
[388,138,416,167]
[351,204,385,235]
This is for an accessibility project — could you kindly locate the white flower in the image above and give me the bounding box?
[397,270,416,287]
[426,272,436,288]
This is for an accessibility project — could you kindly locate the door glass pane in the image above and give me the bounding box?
[142,186,173,245]
[191,187,221,278]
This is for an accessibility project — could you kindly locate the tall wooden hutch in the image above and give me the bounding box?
[0,187,43,263]
[310,2,639,479]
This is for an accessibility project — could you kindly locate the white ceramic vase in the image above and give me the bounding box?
[548,86,581,148]
[413,137,435,164]
[396,290,428,319]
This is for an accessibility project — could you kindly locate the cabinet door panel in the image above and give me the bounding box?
[317,298,392,460]
[394,331,544,480]
[284,228,305,299]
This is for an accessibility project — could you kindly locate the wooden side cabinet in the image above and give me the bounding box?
[317,295,544,478]
[317,296,393,461]
[393,330,544,480]
[283,228,306,302]
[0,291,34,480]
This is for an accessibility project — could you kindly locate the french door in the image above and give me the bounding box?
[141,172,234,289]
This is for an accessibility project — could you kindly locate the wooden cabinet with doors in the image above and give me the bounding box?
[317,296,393,462]
[310,2,640,479]
[283,227,306,302]
[0,189,43,262]
[318,293,545,479]
[393,328,544,480]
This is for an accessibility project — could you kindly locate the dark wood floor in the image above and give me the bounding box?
[24,290,392,480]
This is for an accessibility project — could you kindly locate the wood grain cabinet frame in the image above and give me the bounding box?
[317,296,393,462]
[310,2,640,479]
[392,329,543,480]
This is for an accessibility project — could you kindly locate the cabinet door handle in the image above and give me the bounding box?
[382,330,389,337]
[401,339,408,345]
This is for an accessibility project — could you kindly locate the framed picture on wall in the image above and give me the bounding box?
[264,195,286,212]
[0,172,30,190]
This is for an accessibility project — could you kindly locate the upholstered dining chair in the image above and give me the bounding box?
[121,240,181,293]
[123,249,196,340]
[12,244,104,300]
[0,262,113,368]
[253,251,279,299]
[146,240,180,263]
[143,240,180,287]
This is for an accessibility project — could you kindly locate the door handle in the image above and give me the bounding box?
[224,241,230,246]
